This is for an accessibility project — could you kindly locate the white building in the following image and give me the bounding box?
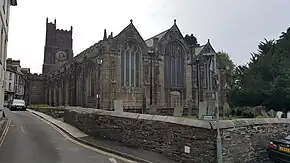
[4,58,26,104]
[0,0,17,108]
[4,69,15,101]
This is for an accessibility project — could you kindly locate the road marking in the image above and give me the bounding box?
[0,120,11,147]
[12,111,17,114]
[21,126,27,134]
[109,158,117,163]
[27,111,137,163]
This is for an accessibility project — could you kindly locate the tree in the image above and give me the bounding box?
[184,34,199,46]
[229,26,290,111]
[216,51,235,86]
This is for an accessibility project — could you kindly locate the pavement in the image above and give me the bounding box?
[0,107,274,163]
[0,107,133,163]
[27,108,175,163]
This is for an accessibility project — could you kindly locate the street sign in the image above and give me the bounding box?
[203,115,216,121]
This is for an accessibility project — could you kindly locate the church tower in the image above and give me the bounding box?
[42,18,73,74]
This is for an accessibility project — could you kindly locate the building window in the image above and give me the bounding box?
[4,95,8,101]
[8,83,11,91]
[164,41,185,88]
[144,63,149,83]
[90,68,96,97]
[9,72,12,80]
[121,41,141,87]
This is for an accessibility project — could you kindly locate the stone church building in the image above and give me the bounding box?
[26,18,226,117]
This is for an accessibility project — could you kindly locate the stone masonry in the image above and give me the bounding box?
[27,19,226,117]
[30,106,290,163]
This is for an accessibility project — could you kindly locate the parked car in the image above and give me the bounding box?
[268,135,290,162]
[9,99,27,111]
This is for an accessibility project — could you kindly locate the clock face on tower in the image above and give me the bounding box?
[55,50,67,62]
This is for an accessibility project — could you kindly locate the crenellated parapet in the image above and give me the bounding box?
[27,73,46,81]
[25,73,46,105]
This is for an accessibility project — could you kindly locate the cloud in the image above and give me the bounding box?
[7,0,290,73]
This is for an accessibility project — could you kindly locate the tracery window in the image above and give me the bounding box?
[164,41,185,88]
[121,41,141,87]
[89,67,96,97]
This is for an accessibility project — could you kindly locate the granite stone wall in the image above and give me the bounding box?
[29,106,290,163]
[30,107,66,119]
[216,119,290,163]
[63,107,216,163]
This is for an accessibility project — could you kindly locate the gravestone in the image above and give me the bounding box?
[187,100,192,116]
[170,91,183,116]
[287,112,290,119]
[223,102,231,117]
[114,100,123,112]
[267,109,276,118]
[276,111,283,118]
[198,102,207,119]
[173,106,183,116]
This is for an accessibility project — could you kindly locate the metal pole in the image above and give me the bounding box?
[216,71,222,163]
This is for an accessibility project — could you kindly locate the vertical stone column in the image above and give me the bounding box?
[159,55,165,108]
[48,87,51,106]
[59,87,62,106]
[53,86,56,106]
[186,58,192,109]
[65,81,69,106]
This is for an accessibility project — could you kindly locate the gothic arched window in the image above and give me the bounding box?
[164,41,185,88]
[121,41,141,87]
[88,65,96,97]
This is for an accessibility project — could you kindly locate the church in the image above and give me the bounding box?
[26,18,227,117]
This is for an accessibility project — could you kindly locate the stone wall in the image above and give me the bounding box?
[215,118,290,163]
[30,106,290,163]
[26,74,46,105]
[31,107,66,119]
[63,107,216,163]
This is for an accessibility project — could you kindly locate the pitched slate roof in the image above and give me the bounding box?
[145,29,169,47]
[194,45,205,55]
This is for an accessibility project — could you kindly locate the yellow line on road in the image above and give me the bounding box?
[27,111,137,163]
[0,120,11,148]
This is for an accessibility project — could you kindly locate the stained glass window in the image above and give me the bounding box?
[121,41,141,87]
[164,42,185,88]
[90,68,96,97]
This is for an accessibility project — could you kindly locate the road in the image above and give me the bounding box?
[0,108,129,163]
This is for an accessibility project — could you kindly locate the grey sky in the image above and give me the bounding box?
[7,0,290,73]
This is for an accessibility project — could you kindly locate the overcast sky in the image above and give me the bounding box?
[7,0,290,73]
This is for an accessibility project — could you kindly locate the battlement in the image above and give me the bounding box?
[46,17,73,33]
[47,22,56,26]
[56,28,72,33]
[27,73,45,81]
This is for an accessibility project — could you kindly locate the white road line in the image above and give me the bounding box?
[21,126,27,134]
[109,158,117,163]
[0,120,11,147]
[12,111,17,114]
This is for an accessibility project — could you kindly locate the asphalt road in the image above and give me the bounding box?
[0,108,128,163]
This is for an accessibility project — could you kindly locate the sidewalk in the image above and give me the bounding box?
[0,118,9,146]
[27,109,175,163]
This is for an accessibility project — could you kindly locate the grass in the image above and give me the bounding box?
[179,115,265,120]
[178,115,199,119]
